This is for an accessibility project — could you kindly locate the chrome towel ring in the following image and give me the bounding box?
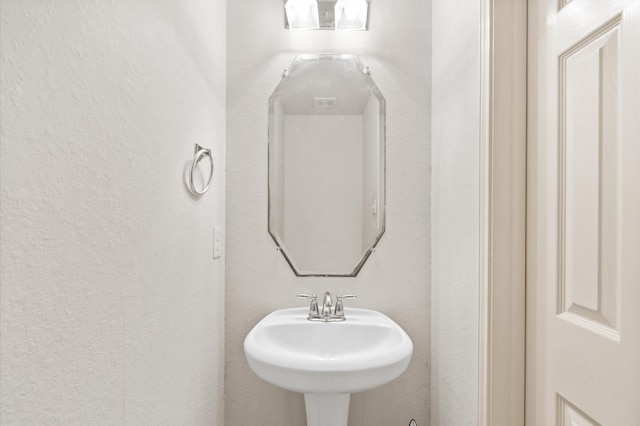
[188,143,214,197]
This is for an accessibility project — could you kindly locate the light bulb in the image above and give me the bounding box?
[334,0,368,30]
[285,0,320,30]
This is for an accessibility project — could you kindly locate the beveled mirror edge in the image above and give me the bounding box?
[268,227,386,277]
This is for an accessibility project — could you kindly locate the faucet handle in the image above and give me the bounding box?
[296,293,320,318]
[334,294,357,318]
[337,294,357,300]
[296,293,316,299]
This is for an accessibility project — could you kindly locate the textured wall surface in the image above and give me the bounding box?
[431,0,481,424]
[225,0,431,425]
[0,1,226,424]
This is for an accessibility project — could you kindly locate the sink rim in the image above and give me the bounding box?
[243,307,413,393]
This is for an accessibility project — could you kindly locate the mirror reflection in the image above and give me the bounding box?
[268,54,385,277]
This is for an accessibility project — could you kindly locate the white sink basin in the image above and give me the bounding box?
[244,307,413,426]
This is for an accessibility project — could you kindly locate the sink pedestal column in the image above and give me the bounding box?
[304,393,350,426]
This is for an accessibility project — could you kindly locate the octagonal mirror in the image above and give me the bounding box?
[268,54,385,277]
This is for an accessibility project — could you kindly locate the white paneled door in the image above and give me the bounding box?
[527,0,640,424]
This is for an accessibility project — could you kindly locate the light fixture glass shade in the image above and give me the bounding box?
[334,0,368,30]
[285,0,320,30]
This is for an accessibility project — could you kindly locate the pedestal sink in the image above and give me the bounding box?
[244,307,413,426]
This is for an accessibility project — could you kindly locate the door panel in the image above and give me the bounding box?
[527,0,640,424]
[559,16,621,341]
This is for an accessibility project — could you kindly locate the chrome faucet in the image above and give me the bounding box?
[321,292,333,318]
[297,292,357,321]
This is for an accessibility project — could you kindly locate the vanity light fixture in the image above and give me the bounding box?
[284,0,368,31]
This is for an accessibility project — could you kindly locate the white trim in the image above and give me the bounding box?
[478,0,493,423]
[478,0,527,425]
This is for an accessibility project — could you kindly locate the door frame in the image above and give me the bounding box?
[478,0,527,424]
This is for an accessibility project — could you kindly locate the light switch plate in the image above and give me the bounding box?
[213,226,222,259]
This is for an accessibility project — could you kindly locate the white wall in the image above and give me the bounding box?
[0,1,226,424]
[226,0,431,424]
[430,0,481,424]
[283,114,363,273]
